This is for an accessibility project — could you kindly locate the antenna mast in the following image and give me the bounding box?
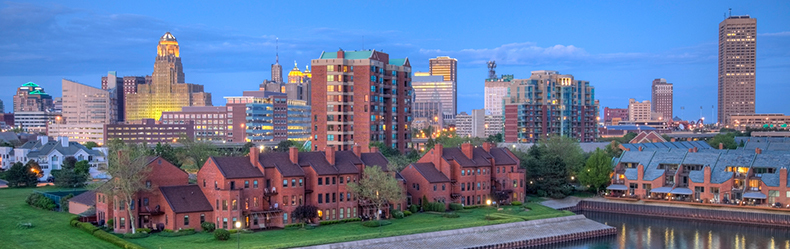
[487,61,497,80]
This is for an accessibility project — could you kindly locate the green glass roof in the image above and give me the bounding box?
[389,58,407,66]
[22,82,39,87]
[29,90,48,95]
[319,51,374,59]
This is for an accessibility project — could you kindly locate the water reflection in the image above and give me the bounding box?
[537,211,790,249]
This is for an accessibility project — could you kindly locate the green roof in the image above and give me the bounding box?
[389,59,407,66]
[319,51,374,60]
[22,82,39,87]
[29,90,48,95]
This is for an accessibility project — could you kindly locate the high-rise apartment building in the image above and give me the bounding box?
[484,75,513,116]
[651,78,673,121]
[311,49,412,152]
[412,75,455,122]
[503,71,597,143]
[428,56,457,117]
[718,15,756,124]
[628,99,653,121]
[14,82,53,112]
[124,32,213,122]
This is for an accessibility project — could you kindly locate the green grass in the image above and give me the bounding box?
[0,186,117,249]
[132,203,572,249]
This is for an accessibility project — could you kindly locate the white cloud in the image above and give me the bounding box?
[760,31,790,37]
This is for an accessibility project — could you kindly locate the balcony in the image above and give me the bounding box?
[264,188,278,196]
[450,193,462,199]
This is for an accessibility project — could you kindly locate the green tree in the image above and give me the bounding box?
[369,141,400,157]
[707,132,737,149]
[75,160,91,175]
[486,133,503,143]
[578,148,613,194]
[54,156,88,188]
[291,205,318,228]
[6,161,39,187]
[347,166,404,220]
[83,141,99,149]
[533,155,571,198]
[384,154,412,173]
[425,137,436,150]
[154,143,181,167]
[540,135,586,173]
[105,142,152,234]
[604,141,623,158]
[176,137,217,169]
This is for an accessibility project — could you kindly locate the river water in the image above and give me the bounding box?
[539,211,790,249]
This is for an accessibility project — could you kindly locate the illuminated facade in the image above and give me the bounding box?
[224,91,311,142]
[651,78,673,121]
[61,79,116,125]
[14,82,53,112]
[428,56,457,118]
[412,75,455,122]
[503,71,597,143]
[311,49,413,152]
[125,32,213,122]
[484,75,513,116]
[718,15,756,124]
[729,114,790,130]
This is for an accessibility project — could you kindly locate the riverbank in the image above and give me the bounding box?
[566,197,790,227]
[302,215,615,249]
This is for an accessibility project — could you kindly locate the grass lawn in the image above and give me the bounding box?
[0,186,116,249]
[132,203,573,249]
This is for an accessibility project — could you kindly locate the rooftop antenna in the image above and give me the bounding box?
[362,36,365,50]
[275,38,279,64]
[487,61,497,80]
[729,8,732,17]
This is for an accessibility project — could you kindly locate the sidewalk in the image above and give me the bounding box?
[299,215,613,249]
[540,196,582,209]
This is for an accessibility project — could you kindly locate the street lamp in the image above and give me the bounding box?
[235,221,241,249]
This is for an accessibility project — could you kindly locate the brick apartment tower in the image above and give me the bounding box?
[651,78,673,121]
[718,15,756,124]
[311,49,412,152]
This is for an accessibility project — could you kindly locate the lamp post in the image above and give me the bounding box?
[235,221,241,249]
[486,199,492,224]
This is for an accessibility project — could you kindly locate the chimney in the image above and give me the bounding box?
[652,138,658,143]
[338,49,345,59]
[780,168,788,188]
[688,148,694,153]
[671,138,676,142]
[353,144,362,157]
[249,146,260,166]
[695,147,699,153]
[704,166,712,183]
[719,143,724,150]
[369,146,379,153]
[59,136,69,147]
[461,143,473,159]
[325,146,335,165]
[38,136,48,144]
[289,147,299,164]
[433,143,444,168]
[482,142,492,153]
[638,146,643,152]
[755,148,762,155]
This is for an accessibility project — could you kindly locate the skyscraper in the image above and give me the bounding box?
[718,15,756,124]
[13,82,53,112]
[628,99,652,121]
[124,32,213,122]
[311,49,412,152]
[412,75,455,123]
[61,79,116,124]
[651,78,673,121]
[429,56,457,117]
[271,38,283,83]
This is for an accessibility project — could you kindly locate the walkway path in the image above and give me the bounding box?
[300,215,613,249]
[540,196,582,209]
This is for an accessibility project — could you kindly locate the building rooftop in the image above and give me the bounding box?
[159,185,213,213]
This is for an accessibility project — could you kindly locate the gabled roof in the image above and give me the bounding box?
[210,156,263,179]
[297,152,338,175]
[629,131,666,144]
[21,140,102,158]
[410,162,451,183]
[442,148,490,167]
[159,185,213,213]
[488,147,518,165]
[68,190,96,206]
[360,152,390,171]
[258,152,304,177]
[334,151,361,174]
[319,50,374,60]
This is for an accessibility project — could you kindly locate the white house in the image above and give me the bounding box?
[0,136,108,181]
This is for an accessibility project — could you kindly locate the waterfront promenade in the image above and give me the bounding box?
[301,215,614,249]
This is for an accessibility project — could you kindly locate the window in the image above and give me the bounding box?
[222,200,228,210]
[254,197,258,207]
[332,193,336,203]
[339,177,344,184]
[283,180,288,188]
[292,179,296,187]
[318,194,323,204]
[223,218,228,229]
[184,215,189,226]
[143,198,149,206]
[325,177,329,185]
[332,177,336,185]
[442,184,445,191]
[203,179,206,187]
[318,178,323,185]
[146,181,152,189]
[299,179,303,186]
[340,192,344,202]
[283,196,288,206]
[291,196,296,206]
[433,185,437,191]
[200,214,205,224]
[215,181,218,189]
[120,217,125,229]
[245,180,250,188]
[347,193,351,201]
[325,193,330,203]
[253,180,258,188]
[340,208,344,219]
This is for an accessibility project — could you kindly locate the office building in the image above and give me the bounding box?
[0,99,4,113]
[484,75,514,116]
[46,124,106,145]
[61,79,116,124]
[603,107,629,125]
[651,78,673,122]
[14,111,60,133]
[124,32,213,122]
[718,15,757,124]
[311,49,413,152]
[272,40,284,83]
[14,82,54,112]
[221,91,311,143]
[161,107,234,142]
[628,99,653,121]
[411,102,443,131]
[412,75,455,122]
[485,115,503,137]
[455,109,486,138]
[503,71,597,143]
[102,72,149,122]
[729,114,790,130]
[429,56,457,83]
[104,119,194,144]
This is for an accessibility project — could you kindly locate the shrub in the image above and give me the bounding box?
[442,213,460,218]
[362,220,392,227]
[403,210,412,216]
[201,222,216,232]
[449,203,463,211]
[79,222,100,234]
[424,202,445,212]
[106,219,114,228]
[70,219,80,227]
[392,210,404,219]
[136,228,151,234]
[511,201,522,206]
[214,229,231,241]
[319,220,341,226]
[340,217,361,223]
[284,223,304,229]
[162,229,173,233]
[159,229,196,237]
[92,230,146,249]
[124,232,150,239]
[463,205,479,209]
[409,204,419,213]
[60,194,74,212]
[26,193,56,211]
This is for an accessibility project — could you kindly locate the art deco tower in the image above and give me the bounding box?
[125,32,212,122]
[718,15,756,124]
[271,38,284,83]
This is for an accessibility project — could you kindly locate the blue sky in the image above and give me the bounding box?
[1,1,789,121]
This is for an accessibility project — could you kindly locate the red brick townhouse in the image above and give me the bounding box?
[197,145,407,230]
[400,142,525,208]
[610,142,790,207]
[97,156,214,233]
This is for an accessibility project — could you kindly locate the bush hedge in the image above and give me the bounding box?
[449,203,463,211]
[201,222,216,232]
[361,220,392,227]
[93,229,146,249]
[319,220,341,226]
[403,210,412,216]
[424,202,445,212]
[408,204,419,213]
[511,201,522,206]
[135,228,151,234]
[463,205,479,209]
[26,192,56,211]
[341,217,361,223]
[123,232,150,239]
[214,229,231,241]
[78,222,100,234]
[392,210,404,219]
[284,223,304,229]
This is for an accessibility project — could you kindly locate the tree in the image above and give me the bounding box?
[578,148,613,195]
[83,141,99,149]
[533,155,571,198]
[347,166,404,220]
[176,137,217,169]
[291,205,318,228]
[54,156,88,188]
[75,160,90,175]
[604,141,623,158]
[154,143,181,167]
[384,154,413,173]
[707,132,737,150]
[540,136,586,173]
[105,142,153,234]
[369,141,400,157]
[5,161,39,187]
[492,189,513,207]
[486,133,503,143]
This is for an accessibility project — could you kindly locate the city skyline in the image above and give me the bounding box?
[1,1,789,120]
